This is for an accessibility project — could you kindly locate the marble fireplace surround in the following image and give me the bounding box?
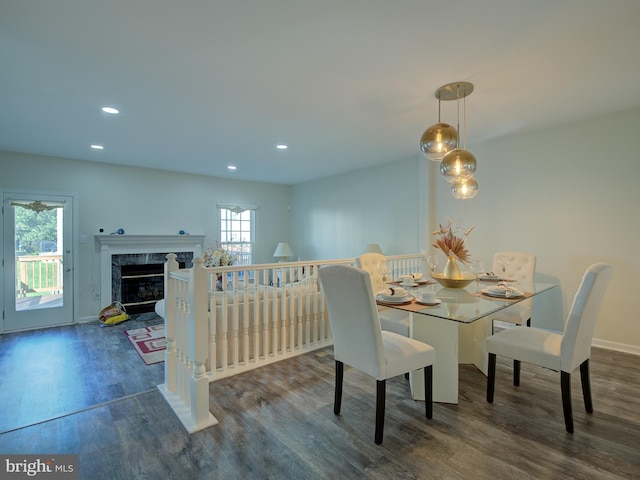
[96,235,206,307]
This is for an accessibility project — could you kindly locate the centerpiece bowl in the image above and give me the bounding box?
[431,273,475,289]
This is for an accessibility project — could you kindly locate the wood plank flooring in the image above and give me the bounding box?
[0,318,639,479]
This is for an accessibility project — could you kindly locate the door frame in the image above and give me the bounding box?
[1,188,79,334]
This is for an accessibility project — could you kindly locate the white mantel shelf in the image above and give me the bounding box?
[96,235,206,307]
[95,234,206,250]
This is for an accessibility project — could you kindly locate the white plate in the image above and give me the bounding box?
[480,275,499,281]
[482,288,523,298]
[415,298,441,306]
[376,295,411,303]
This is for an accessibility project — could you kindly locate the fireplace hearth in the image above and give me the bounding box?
[96,235,206,315]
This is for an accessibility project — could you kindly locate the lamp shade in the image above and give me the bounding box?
[440,148,477,183]
[420,122,458,161]
[273,242,294,261]
[364,244,383,254]
[451,177,479,199]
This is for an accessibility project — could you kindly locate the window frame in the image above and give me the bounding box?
[219,207,255,265]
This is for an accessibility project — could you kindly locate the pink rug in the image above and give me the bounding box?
[125,325,166,365]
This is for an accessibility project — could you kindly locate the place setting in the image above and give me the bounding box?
[388,272,434,287]
[479,282,527,300]
[375,287,413,305]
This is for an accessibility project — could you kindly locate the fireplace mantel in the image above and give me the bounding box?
[96,235,206,307]
[95,234,206,251]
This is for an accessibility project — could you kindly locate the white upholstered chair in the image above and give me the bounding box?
[491,252,536,328]
[356,252,411,337]
[319,265,436,444]
[486,263,613,433]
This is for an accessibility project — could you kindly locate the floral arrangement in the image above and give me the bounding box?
[431,221,475,264]
[202,242,237,267]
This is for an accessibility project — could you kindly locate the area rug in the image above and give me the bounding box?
[125,324,166,365]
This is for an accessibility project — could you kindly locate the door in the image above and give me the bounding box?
[2,192,75,332]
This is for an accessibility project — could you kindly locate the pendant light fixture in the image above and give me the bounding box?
[451,177,479,199]
[419,95,458,161]
[438,82,477,184]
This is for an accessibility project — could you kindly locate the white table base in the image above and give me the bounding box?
[409,312,492,404]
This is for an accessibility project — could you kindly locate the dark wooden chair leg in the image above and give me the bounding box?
[561,371,574,434]
[375,380,386,444]
[334,360,343,415]
[513,359,521,386]
[487,353,496,403]
[580,359,593,413]
[424,366,433,419]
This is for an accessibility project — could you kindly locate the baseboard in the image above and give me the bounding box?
[78,315,98,324]
[592,338,640,356]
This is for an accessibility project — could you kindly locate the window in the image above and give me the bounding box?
[220,207,254,265]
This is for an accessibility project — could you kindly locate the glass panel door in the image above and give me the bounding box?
[2,192,74,332]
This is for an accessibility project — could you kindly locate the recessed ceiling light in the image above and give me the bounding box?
[227,165,237,170]
[276,144,288,150]
[90,144,104,150]
[102,107,119,114]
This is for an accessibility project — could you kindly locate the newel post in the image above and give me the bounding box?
[190,257,214,429]
[164,253,179,393]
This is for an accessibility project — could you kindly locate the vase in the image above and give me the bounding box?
[443,256,462,279]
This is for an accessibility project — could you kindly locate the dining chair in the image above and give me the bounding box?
[491,252,536,329]
[486,263,613,433]
[356,252,411,337]
[319,264,436,444]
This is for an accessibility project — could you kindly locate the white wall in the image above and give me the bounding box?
[434,107,640,352]
[290,157,423,260]
[1,151,291,321]
[291,107,640,352]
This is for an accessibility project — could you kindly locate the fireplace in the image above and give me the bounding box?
[96,235,206,315]
[113,254,190,314]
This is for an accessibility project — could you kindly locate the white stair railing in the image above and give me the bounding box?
[159,252,426,433]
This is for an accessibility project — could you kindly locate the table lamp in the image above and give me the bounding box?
[273,242,294,262]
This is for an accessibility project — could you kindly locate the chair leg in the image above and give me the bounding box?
[580,359,593,413]
[513,360,521,386]
[334,360,343,415]
[424,366,433,419]
[561,371,574,434]
[375,380,386,445]
[487,353,496,403]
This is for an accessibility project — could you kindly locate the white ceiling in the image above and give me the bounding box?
[2,0,640,185]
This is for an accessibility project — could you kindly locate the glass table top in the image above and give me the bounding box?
[380,281,558,324]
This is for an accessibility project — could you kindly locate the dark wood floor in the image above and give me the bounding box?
[0,317,639,479]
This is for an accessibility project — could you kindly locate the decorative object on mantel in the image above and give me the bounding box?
[273,242,294,262]
[420,81,479,199]
[430,220,475,288]
[203,242,237,290]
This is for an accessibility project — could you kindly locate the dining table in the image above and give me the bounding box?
[377,279,558,404]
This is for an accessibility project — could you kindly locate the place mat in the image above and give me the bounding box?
[473,291,534,301]
[388,280,435,286]
[376,299,440,312]
[479,277,515,283]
